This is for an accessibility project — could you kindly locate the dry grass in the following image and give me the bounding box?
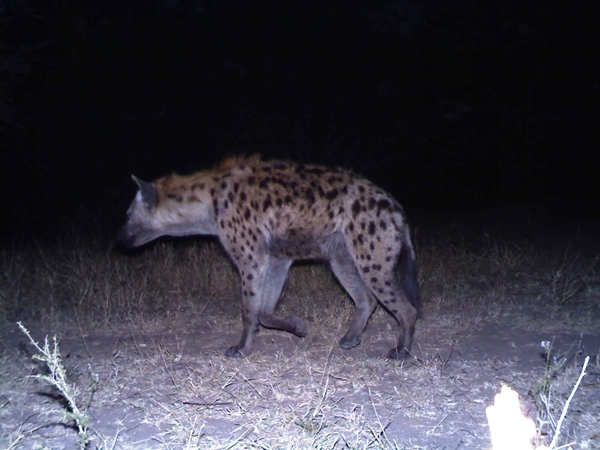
[1,223,599,449]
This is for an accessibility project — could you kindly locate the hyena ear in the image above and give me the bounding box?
[131,175,158,209]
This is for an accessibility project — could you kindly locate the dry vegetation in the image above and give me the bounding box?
[0,222,599,449]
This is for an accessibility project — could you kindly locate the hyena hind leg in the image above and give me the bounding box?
[381,284,417,360]
[360,268,417,360]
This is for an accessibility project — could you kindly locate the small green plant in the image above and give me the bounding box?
[17,322,94,449]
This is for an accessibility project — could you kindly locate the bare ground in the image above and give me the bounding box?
[1,223,599,449]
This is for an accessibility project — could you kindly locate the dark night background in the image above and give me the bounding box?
[1,0,599,242]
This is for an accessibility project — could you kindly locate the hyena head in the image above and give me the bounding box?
[117,174,218,249]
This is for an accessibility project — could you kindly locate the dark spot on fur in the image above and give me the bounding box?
[351,200,361,218]
[233,183,239,193]
[368,221,376,235]
[357,234,364,244]
[244,208,251,220]
[348,222,355,232]
[167,194,183,203]
[240,192,247,201]
[248,176,256,185]
[221,181,228,190]
[370,242,375,251]
[362,266,370,273]
[263,196,272,212]
[372,264,382,271]
[325,189,339,200]
[368,197,377,210]
[305,188,315,205]
[376,199,392,215]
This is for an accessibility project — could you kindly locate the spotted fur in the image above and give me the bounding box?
[118,155,420,359]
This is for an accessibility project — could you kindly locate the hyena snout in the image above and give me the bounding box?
[117,226,137,249]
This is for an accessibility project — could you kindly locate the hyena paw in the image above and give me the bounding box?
[339,335,361,350]
[225,345,244,358]
[287,316,308,337]
[386,347,410,360]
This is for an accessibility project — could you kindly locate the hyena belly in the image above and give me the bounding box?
[118,155,420,360]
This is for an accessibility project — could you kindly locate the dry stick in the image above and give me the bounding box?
[549,355,590,450]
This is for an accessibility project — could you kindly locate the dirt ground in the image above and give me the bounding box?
[2,300,599,449]
[1,224,599,449]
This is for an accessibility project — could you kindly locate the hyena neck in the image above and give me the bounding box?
[155,174,220,237]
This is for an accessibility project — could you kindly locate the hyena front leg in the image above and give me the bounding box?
[258,256,307,337]
[226,256,305,357]
[225,288,260,357]
[330,250,377,350]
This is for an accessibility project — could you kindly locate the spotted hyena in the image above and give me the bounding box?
[118,155,420,359]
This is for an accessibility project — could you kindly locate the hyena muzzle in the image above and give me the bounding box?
[118,155,421,359]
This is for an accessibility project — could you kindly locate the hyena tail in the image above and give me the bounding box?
[399,230,422,318]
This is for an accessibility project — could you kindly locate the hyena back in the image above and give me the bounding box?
[118,155,420,359]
